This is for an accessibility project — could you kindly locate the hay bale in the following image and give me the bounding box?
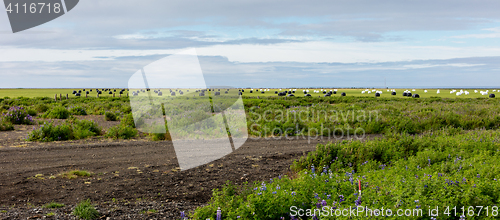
[83,89,85,91]
[199,93,205,96]
[287,94,294,97]
[490,94,496,98]
[323,91,326,94]
[75,93,81,97]
[238,92,242,95]
[109,91,113,94]
[72,90,77,94]
[407,92,412,97]
[403,92,408,97]
[324,94,331,97]
[333,91,337,94]
[158,91,162,96]
[391,92,396,95]
[86,91,89,94]
[171,92,176,96]
[261,91,265,94]
[225,91,228,94]
[412,94,420,98]
[375,93,380,97]
[341,92,346,96]
[275,91,278,94]
[250,91,253,93]
[305,94,311,97]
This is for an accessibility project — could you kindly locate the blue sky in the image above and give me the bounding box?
[0,0,500,88]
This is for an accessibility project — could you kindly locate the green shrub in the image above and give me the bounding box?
[61,170,92,179]
[104,112,117,121]
[70,106,87,115]
[42,202,65,209]
[72,199,99,220]
[105,125,137,139]
[43,106,70,119]
[120,113,138,128]
[26,108,37,117]
[3,106,35,125]
[35,104,49,113]
[0,118,14,131]
[27,119,101,142]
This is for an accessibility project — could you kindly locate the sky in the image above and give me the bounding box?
[0,0,500,88]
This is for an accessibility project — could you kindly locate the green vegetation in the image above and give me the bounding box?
[42,202,65,209]
[46,212,55,217]
[140,209,158,214]
[193,129,500,219]
[105,115,138,139]
[72,199,100,220]
[104,111,117,121]
[0,118,14,131]
[3,106,35,125]
[42,106,71,119]
[60,170,92,179]
[69,106,87,115]
[27,118,102,142]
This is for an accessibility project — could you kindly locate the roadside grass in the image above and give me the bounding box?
[105,114,138,139]
[0,118,14,131]
[27,118,102,142]
[42,202,65,209]
[140,209,158,215]
[192,129,500,219]
[72,199,99,220]
[60,170,92,179]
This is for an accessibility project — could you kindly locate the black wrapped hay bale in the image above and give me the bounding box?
[171,92,176,96]
[75,93,81,97]
[490,94,495,98]
[341,92,346,96]
[288,91,292,94]
[250,91,253,93]
[375,93,380,97]
[261,91,265,94]
[391,92,396,95]
[413,94,420,98]
[109,91,113,94]
[403,92,408,97]
[225,91,228,94]
[86,91,89,94]
[305,94,311,97]
[407,92,412,97]
[158,92,162,96]
[275,91,278,94]
[333,91,337,94]
[238,92,242,95]
[323,91,326,94]
[292,91,295,93]
[72,90,77,94]
[287,94,294,97]
[199,93,205,96]
[324,94,331,97]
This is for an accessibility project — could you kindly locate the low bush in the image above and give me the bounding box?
[72,199,99,220]
[35,104,50,113]
[42,202,65,209]
[0,118,14,131]
[70,106,87,115]
[27,119,102,142]
[3,106,35,125]
[43,106,70,119]
[105,124,137,139]
[104,112,117,121]
[60,170,92,179]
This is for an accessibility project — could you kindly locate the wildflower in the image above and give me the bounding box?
[339,195,345,203]
[311,164,315,173]
[291,191,296,196]
[459,214,466,220]
[477,174,480,178]
[428,158,431,166]
[355,197,362,206]
[272,191,277,194]
[180,211,186,219]
[216,207,221,220]
[276,185,280,190]
[327,194,331,200]
[321,200,327,207]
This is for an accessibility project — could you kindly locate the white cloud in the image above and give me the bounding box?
[451,27,500,39]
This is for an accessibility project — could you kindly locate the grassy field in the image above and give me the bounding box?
[1,88,499,99]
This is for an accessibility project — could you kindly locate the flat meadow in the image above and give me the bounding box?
[0,88,499,219]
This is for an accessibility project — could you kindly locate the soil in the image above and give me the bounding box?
[0,115,375,219]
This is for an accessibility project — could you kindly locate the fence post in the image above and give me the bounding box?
[59,94,62,101]
[97,93,99,98]
[66,94,68,99]
[54,94,57,101]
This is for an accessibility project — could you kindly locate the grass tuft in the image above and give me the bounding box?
[72,199,99,220]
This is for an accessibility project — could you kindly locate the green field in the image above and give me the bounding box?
[0,88,498,99]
